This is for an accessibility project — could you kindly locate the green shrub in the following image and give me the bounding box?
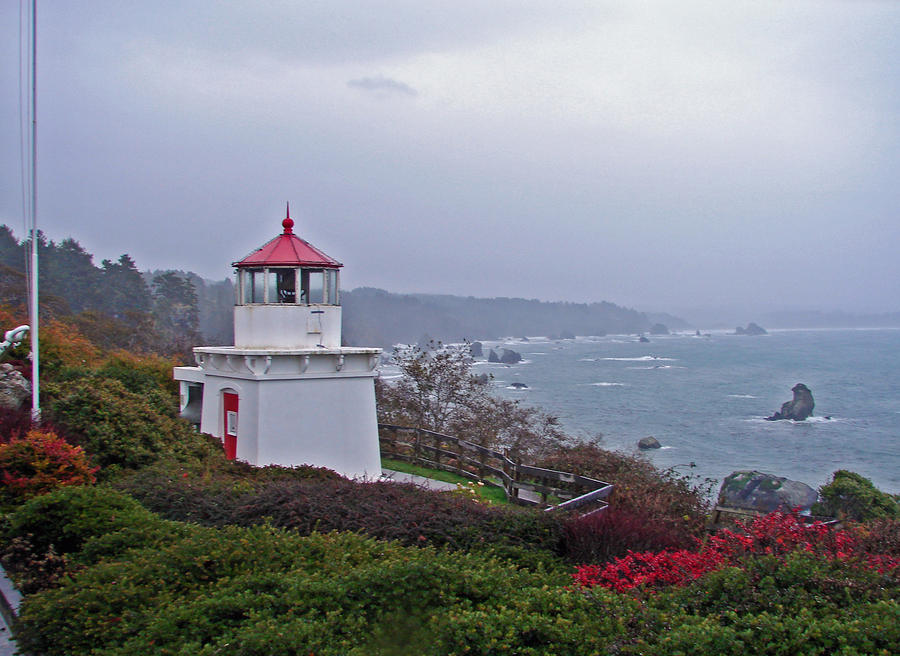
[4,485,157,558]
[15,526,627,656]
[814,470,899,521]
[49,376,222,472]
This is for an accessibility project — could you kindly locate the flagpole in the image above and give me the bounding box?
[29,0,40,423]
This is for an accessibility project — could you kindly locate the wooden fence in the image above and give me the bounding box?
[378,424,613,515]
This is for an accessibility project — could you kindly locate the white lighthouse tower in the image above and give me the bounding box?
[173,207,382,479]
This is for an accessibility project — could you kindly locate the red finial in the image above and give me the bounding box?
[282,202,294,234]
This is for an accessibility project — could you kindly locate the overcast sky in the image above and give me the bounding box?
[2,1,898,319]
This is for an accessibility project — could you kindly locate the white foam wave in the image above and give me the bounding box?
[728,394,757,399]
[745,416,842,424]
[579,357,597,362]
[603,356,677,362]
[590,382,626,387]
[627,365,683,370]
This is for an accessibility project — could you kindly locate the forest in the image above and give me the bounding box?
[0,225,691,356]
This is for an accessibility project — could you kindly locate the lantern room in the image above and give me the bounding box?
[232,206,343,349]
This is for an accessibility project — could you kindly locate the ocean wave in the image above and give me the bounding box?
[627,365,684,370]
[603,356,677,361]
[590,382,626,387]
[728,394,757,399]
[745,416,843,424]
[579,357,597,362]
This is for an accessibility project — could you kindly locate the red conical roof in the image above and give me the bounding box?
[233,206,342,269]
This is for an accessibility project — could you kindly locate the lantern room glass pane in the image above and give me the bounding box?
[326,269,338,305]
[275,269,296,303]
[251,269,265,303]
[241,269,265,304]
[307,269,324,304]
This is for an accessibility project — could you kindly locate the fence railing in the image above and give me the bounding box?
[378,424,613,515]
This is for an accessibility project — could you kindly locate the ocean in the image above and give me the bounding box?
[470,328,899,495]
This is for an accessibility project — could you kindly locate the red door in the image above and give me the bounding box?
[223,392,238,460]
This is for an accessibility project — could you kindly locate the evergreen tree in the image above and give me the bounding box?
[100,254,152,317]
[152,271,200,356]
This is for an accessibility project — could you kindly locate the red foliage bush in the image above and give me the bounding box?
[0,428,98,504]
[562,506,697,564]
[574,510,900,592]
[118,472,564,556]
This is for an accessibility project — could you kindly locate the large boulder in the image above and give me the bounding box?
[0,363,31,410]
[487,349,500,363]
[765,383,815,421]
[469,341,483,358]
[637,436,661,449]
[718,470,818,514]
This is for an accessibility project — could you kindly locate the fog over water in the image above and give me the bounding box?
[2,1,899,320]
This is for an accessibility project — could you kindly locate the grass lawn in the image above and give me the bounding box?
[382,458,510,505]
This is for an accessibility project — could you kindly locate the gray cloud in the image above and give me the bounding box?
[1,1,899,319]
[347,75,417,97]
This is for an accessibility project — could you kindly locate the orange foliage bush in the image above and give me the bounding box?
[0,428,97,505]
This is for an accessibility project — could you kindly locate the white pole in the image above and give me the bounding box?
[29,0,40,423]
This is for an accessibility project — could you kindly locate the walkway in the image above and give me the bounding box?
[382,468,459,491]
[0,565,21,656]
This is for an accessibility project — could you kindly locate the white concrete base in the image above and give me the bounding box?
[174,345,382,479]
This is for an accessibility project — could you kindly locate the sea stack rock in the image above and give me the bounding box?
[499,348,522,364]
[735,322,768,336]
[718,471,818,514]
[487,349,500,363]
[765,383,815,421]
[649,323,669,335]
[637,436,661,449]
[470,341,483,358]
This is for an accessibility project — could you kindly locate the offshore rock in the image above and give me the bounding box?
[499,348,522,364]
[735,322,768,336]
[765,383,815,421]
[469,341,483,358]
[718,470,818,513]
[0,363,31,409]
[637,436,661,449]
[487,349,500,363]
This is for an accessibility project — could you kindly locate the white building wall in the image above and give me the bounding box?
[256,376,381,479]
[234,305,342,348]
[176,351,382,480]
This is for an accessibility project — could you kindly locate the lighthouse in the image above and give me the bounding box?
[173,207,382,479]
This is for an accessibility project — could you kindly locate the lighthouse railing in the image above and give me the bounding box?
[378,423,612,514]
